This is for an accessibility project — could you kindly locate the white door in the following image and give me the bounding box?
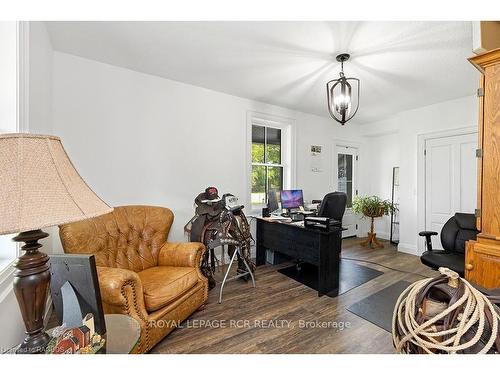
[425,133,477,249]
[336,146,358,238]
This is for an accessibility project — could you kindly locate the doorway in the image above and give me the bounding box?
[336,145,358,238]
[424,132,477,249]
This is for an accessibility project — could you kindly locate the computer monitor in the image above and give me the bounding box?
[267,190,280,213]
[280,189,304,210]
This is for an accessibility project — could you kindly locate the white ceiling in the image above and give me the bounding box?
[45,21,478,124]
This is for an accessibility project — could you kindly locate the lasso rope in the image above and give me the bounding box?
[392,267,500,354]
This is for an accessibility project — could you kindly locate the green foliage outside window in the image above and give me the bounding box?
[251,143,281,164]
[251,126,283,205]
[266,144,281,164]
[252,143,264,163]
[251,165,266,204]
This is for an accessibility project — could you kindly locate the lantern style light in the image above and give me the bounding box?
[326,53,360,125]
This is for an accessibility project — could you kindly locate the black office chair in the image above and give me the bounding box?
[317,192,347,222]
[419,213,478,276]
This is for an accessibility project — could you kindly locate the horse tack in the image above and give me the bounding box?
[184,187,255,290]
[393,268,500,354]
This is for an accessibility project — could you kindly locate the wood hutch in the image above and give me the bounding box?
[466,47,500,288]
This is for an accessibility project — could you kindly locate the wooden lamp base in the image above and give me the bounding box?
[12,229,51,354]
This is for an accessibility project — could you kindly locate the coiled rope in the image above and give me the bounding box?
[392,267,500,354]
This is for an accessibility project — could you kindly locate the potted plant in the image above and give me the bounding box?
[352,195,398,249]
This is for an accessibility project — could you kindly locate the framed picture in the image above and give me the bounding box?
[49,254,106,335]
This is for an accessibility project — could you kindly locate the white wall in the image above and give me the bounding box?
[360,94,479,254]
[29,21,53,135]
[295,112,364,204]
[26,22,57,256]
[358,132,400,240]
[51,51,363,249]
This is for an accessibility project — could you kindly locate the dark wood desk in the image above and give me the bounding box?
[256,218,342,297]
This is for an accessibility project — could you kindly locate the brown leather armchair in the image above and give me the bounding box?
[59,205,208,353]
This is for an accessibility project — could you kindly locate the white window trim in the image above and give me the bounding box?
[246,111,296,214]
[0,21,29,289]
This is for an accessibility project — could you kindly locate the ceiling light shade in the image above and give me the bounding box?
[327,53,360,125]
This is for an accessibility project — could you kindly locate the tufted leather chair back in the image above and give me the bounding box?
[59,205,174,272]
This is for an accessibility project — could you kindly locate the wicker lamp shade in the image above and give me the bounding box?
[0,133,112,235]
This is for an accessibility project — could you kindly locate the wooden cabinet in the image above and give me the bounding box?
[466,48,500,288]
[465,240,500,287]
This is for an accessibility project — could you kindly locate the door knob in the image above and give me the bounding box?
[465,263,474,271]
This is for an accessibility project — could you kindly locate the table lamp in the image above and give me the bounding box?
[0,133,112,353]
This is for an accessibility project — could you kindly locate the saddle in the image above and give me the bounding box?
[393,268,500,354]
[184,187,255,289]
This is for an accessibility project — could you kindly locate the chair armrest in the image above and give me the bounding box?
[96,266,147,319]
[418,231,438,252]
[158,242,206,268]
[419,231,438,237]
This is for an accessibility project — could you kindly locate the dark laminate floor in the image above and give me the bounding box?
[152,237,437,354]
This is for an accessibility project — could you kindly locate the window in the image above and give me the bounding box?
[0,21,19,274]
[251,125,284,208]
[0,235,17,272]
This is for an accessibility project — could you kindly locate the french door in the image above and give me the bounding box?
[336,146,358,238]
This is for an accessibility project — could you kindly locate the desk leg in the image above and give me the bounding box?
[256,221,266,266]
[318,232,341,297]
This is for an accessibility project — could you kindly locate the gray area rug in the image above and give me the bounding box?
[278,260,384,297]
[346,280,411,332]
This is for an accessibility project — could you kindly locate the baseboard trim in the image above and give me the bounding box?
[397,242,419,256]
[376,232,390,241]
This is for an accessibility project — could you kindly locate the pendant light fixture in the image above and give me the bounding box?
[326,53,360,125]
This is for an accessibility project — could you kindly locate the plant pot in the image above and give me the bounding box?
[362,205,385,218]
